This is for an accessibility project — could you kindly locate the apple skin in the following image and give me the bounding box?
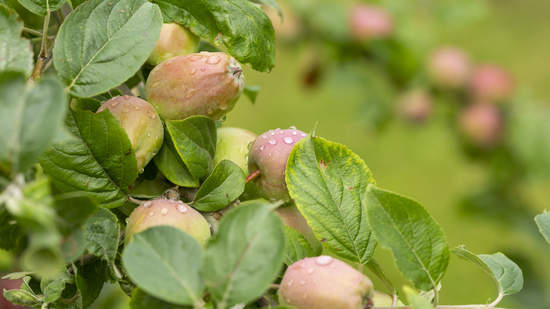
[147,23,200,67]
[459,103,503,147]
[349,4,393,41]
[145,52,245,121]
[125,199,211,246]
[397,90,433,124]
[276,204,323,256]
[248,127,307,202]
[213,127,260,201]
[97,95,163,173]
[428,46,471,89]
[469,65,514,103]
[279,256,374,309]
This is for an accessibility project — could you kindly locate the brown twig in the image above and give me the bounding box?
[29,11,52,83]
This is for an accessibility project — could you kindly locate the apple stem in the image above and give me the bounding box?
[245,169,261,184]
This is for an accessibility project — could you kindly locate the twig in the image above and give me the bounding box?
[22,27,55,39]
[127,196,144,205]
[29,10,51,83]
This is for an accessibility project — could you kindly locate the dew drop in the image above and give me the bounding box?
[270,131,276,136]
[268,139,277,145]
[268,152,272,157]
[147,131,151,137]
[289,126,297,130]
[133,104,140,110]
[260,144,265,151]
[283,137,293,144]
[206,55,221,64]
[149,211,155,217]
[287,278,294,287]
[148,110,156,119]
[307,268,315,274]
[123,94,131,100]
[219,102,229,110]
[262,135,268,139]
[139,168,145,173]
[161,207,168,215]
[315,256,333,266]
[280,130,284,134]
[200,68,206,72]
[188,68,197,75]
[165,60,173,66]
[140,118,146,125]
[207,108,214,115]
[121,108,129,113]
[219,115,227,122]
[292,131,297,135]
[155,135,159,140]
[143,201,153,208]
[111,101,119,107]
[125,217,130,223]
[152,81,160,88]
[302,292,308,299]
[299,280,306,286]
[177,204,188,213]
[124,102,130,107]
[301,133,307,137]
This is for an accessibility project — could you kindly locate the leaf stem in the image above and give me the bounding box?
[127,196,144,205]
[487,292,504,308]
[29,10,51,83]
[22,27,54,39]
[366,259,398,306]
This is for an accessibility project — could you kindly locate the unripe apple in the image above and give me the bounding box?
[397,90,432,123]
[97,95,164,172]
[125,199,211,246]
[469,65,514,102]
[428,46,471,89]
[213,127,260,201]
[247,127,307,202]
[279,256,374,309]
[349,4,393,41]
[372,290,405,307]
[147,23,200,66]
[145,52,245,121]
[277,204,323,255]
[459,103,503,147]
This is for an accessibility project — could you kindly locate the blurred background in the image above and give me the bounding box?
[3,0,550,308]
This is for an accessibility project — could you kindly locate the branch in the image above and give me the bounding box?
[29,11,52,83]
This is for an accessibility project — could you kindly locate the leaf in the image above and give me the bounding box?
[18,0,66,16]
[204,201,285,307]
[54,192,99,236]
[123,226,204,306]
[84,208,120,263]
[53,0,162,97]
[130,288,191,309]
[0,5,33,76]
[535,210,550,244]
[192,160,245,212]
[286,133,377,264]
[451,245,523,296]
[403,286,434,309]
[153,129,199,188]
[243,85,260,104]
[75,259,107,309]
[71,98,102,113]
[365,186,450,291]
[1,271,34,280]
[3,289,42,306]
[151,0,276,72]
[0,73,67,176]
[282,225,315,266]
[0,207,24,250]
[166,116,217,180]
[39,109,138,209]
[40,271,75,303]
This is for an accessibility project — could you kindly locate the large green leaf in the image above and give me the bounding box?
[0,207,24,250]
[535,210,550,244]
[0,5,33,76]
[39,109,138,208]
[83,208,120,263]
[166,116,217,180]
[286,133,377,264]
[53,0,162,97]
[130,288,191,309]
[192,160,245,212]
[365,185,449,291]
[282,225,315,266]
[17,0,66,16]
[123,226,204,306]
[204,201,285,308]
[452,245,523,298]
[0,73,67,176]
[151,0,276,72]
[75,259,107,309]
[153,129,199,188]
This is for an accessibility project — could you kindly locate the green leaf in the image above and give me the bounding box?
[153,129,199,188]
[83,208,120,263]
[41,271,75,303]
[151,0,276,72]
[451,245,523,297]
[3,289,42,306]
[75,259,107,309]
[0,73,67,176]
[204,201,285,307]
[130,288,191,309]
[403,286,434,309]
[54,192,99,236]
[0,5,33,76]
[123,226,204,306]
[53,0,162,97]
[286,133,377,264]
[71,98,102,113]
[192,160,245,212]
[1,271,34,280]
[282,225,315,266]
[535,210,550,244]
[166,116,217,180]
[0,207,24,250]
[243,85,260,104]
[67,0,86,9]
[17,0,66,16]
[365,186,450,291]
[39,109,138,209]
